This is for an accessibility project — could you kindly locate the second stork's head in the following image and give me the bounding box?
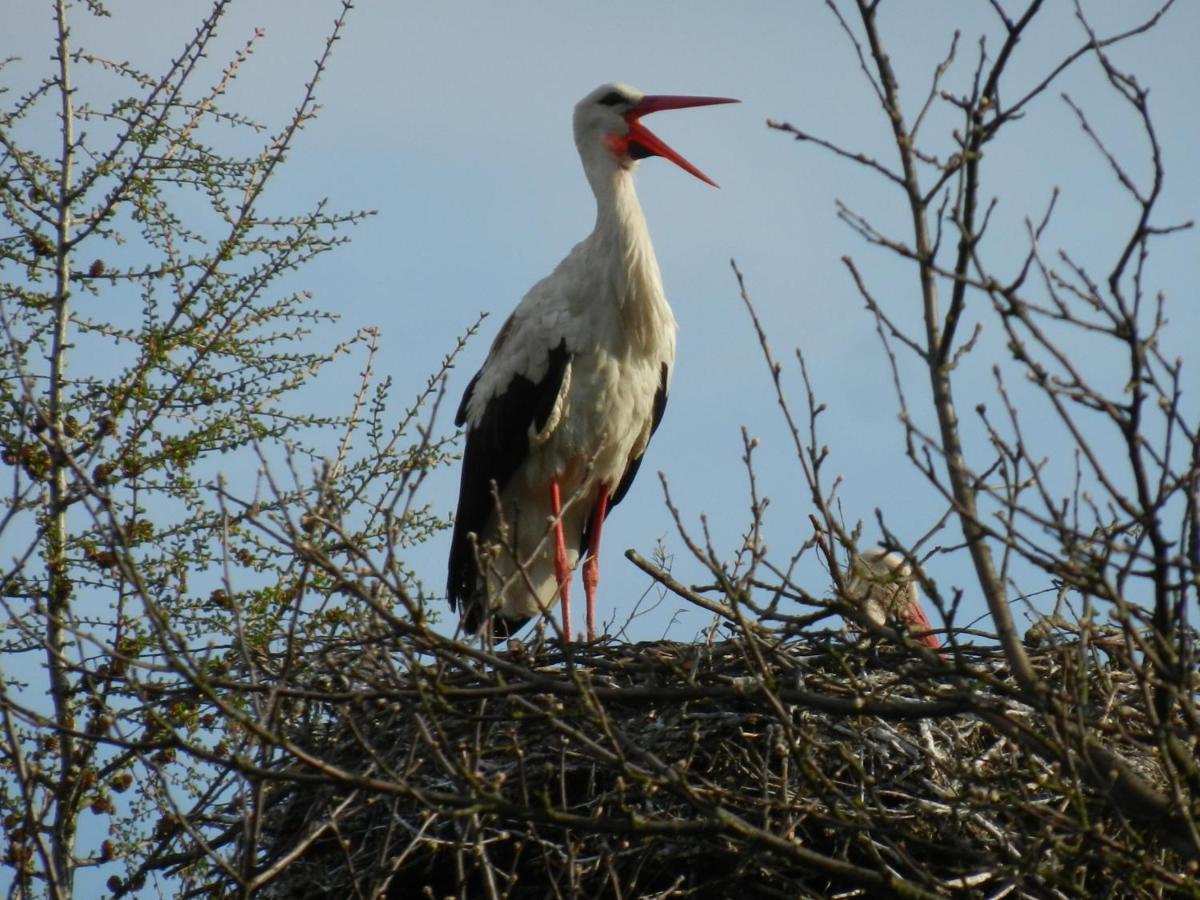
[845,549,942,650]
[572,82,737,195]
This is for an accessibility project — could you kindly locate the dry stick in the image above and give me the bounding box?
[625,549,767,636]
[853,0,1036,692]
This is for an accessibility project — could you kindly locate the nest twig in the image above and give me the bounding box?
[196,626,1192,899]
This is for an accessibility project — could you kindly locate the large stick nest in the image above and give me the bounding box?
[223,626,1192,899]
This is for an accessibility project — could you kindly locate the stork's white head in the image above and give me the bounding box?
[572,82,737,193]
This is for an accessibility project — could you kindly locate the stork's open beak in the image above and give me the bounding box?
[625,94,739,187]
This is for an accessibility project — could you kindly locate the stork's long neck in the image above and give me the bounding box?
[592,168,651,248]
[587,169,671,347]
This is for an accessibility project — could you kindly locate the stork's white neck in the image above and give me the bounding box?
[582,168,674,353]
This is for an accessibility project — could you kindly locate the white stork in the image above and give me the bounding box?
[447,83,736,642]
[844,548,942,650]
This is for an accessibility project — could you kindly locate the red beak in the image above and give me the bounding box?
[624,94,738,187]
[902,602,942,650]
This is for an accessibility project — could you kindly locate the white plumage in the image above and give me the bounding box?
[844,548,942,650]
[447,83,736,641]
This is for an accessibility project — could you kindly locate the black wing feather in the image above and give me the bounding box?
[447,340,572,633]
[582,362,670,552]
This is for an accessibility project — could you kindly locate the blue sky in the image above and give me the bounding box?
[6,0,1198,638]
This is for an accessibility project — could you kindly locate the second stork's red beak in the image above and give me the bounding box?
[625,94,738,187]
[902,600,942,650]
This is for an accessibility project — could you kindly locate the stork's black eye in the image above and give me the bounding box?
[597,91,626,107]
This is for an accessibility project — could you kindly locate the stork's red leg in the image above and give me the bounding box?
[549,476,572,643]
[582,483,610,642]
